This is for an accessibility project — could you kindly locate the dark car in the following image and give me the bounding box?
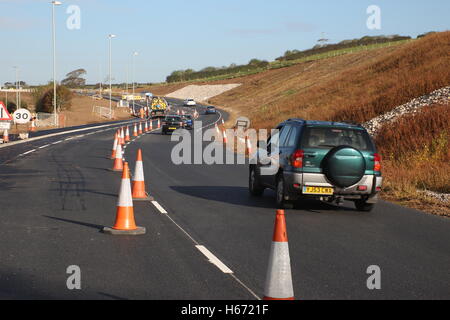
[205,106,217,115]
[181,114,193,129]
[249,119,383,212]
[162,115,183,135]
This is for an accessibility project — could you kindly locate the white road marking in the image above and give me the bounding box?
[151,201,168,214]
[195,245,233,274]
[21,149,36,155]
[52,141,62,145]
[147,198,261,299]
[39,144,50,149]
[196,110,223,132]
[0,119,138,150]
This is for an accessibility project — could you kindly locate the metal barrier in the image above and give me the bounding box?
[36,112,57,127]
[92,106,114,119]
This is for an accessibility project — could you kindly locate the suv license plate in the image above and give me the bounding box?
[169,127,177,130]
[303,186,334,195]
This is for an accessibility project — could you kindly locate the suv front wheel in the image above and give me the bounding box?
[276,174,294,209]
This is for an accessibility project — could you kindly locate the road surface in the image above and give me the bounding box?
[0,99,449,299]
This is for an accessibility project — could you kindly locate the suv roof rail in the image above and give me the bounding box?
[334,120,364,127]
[286,118,305,123]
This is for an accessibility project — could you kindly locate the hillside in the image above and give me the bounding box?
[148,31,450,215]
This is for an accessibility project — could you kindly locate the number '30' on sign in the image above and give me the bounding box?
[13,109,32,125]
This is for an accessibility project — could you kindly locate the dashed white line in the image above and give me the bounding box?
[195,245,233,274]
[21,149,36,155]
[52,141,62,145]
[39,144,50,149]
[151,201,168,214]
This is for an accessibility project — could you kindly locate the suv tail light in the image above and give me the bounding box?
[291,150,304,168]
[374,153,382,172]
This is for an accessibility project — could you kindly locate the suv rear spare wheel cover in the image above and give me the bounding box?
[323,146,366,188]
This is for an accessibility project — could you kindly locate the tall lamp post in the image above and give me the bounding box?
[13,66,19,108]
[132,51,138,113]
[108,34,116,118]
[51,1,62,127]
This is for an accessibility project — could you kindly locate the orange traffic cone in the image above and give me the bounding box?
[125,126,131,142]
[111,143,124,172]
[149,120,153,131]
[157,119,160,129]
[263,210,294,300]
[2,130,9,143]
[133,123,138,137]
[29,119,37,132]
[144,121,149,133]
[246,136,253,156]
[102,162,146,235]
[138,122,143,135]
[223,129,228,144]
[132,149,153,201]
[111,132,119,159]
[119,127,125,145]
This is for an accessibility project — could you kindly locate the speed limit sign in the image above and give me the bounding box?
[13,108,32,124]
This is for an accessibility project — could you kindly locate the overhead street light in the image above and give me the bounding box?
[51,0,62,127]
[108,34,116,117]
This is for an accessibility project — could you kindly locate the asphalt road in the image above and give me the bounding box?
[0,99,449,300]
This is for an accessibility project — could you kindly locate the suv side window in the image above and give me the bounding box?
[279,125,292,148]
[285,126,299,148]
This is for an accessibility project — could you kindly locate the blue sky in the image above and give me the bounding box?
[0,0,449,85]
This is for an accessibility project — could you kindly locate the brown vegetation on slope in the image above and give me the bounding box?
[206,32,449,130]
[375,105,450,216]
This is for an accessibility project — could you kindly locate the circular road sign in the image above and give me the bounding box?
[13,108,32,124]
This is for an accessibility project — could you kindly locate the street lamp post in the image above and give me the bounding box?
[132,51,138,113]
[13,66,19,108]
[51,1,62,127]
[108,34,116,118]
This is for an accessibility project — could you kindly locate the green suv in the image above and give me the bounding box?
[249,119,383,212]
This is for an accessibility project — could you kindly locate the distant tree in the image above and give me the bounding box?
[61,68,87,88]
[248,59,262,66]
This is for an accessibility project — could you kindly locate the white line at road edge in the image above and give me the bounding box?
[151,201,168,214]
[196,245,233,274]
[149,200,261,300]
[0,119,138,150]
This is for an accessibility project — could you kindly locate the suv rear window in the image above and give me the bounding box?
[300,126,374,151]
[166,116,181,122]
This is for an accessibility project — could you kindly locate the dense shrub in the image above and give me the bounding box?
[34,84,73,113]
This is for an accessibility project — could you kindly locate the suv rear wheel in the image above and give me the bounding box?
[276,175,294,209]
[354,200,375,212]
[249,167,264,196]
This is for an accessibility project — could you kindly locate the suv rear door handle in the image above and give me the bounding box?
[305,153,317,158]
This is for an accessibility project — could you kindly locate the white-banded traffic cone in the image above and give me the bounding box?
[263,210,294,300]
[111,132,119,159]
[144,121,149,133]
[133,123,138,137]
[223,129,228,144]
[149,120,153,131]
[246,136,253,156]
[102,162,146,235]
[157,119,160,129]
[120,127,125,145]
[132,149,153,201]
[2,130,9,143]
[29,119,37,132]
[112,143,124,172]
[125,126,131,142]
[138,122,143,135]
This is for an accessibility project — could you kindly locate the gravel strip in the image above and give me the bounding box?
[363,86,450,136]
[166,84,241,102]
